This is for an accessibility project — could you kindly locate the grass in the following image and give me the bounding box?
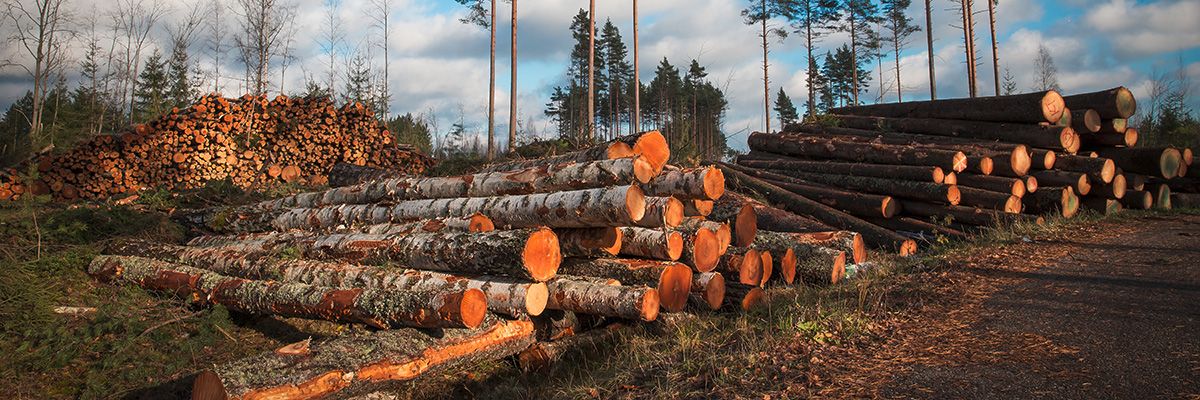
[0,184,1190,398]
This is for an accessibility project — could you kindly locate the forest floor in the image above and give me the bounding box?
[0,184,1196,399]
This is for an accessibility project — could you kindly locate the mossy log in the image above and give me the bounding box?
[479,131,669,173]
[544,276,659,321]
[618,227,684,261]
[641,166,725,200]
[556,259,693,312]
[88,255,486,329]
[192,317,535,400]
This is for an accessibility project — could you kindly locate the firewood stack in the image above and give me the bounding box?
[83,130,866,398]
[0,94,433,201]
[729,87,1194,252]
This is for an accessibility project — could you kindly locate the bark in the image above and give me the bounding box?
[618,227,683,261]
[748,132,969,172]
[827,114,1079,152]
[762,230,867,265]
[956,186,1023,213]
[674,218,722,272]
[1032,170,1091,196]
[188,228,562,282]
[1127,173,1147,191]
[683,199,714,217]
[88,255,486,329]
[1081,197,1122,215]
[1032,149,1057,171]
[738,156,945,183]
[1091,174,1128,200]
[1121,190,1153,210]
[690,272,725,310]
[107,241,546,317]
[1151,184,1172,209]
[710,192,758,247]
[722,192,836,233]
[631,196,683,228]
[1097,147,1182,179]
[897,199,1038,227]
[830,90,1065,123]
[1054,155,1116,183]
[968,156,994,176]
[723,283,766,311]
[762,168,960,205]
[480,131,669,173]
[784,125,1032,172]
[1062,87,1137,119]
[517,323,624,372]
[530,310,583,342]
[544,276,660,321]
[719,164,917,255]
[556,228,623,258]
[1070,109,1102,133]
[725,164,899,218]
[557,258,692,312]
[715,247,762,286]
[353,216,496,235]
[1024,175,1040,193]
[641,166,724,200]
[1169,193,1200,209]
[1094,119,1129,138]
[1023,187,1080,218]
[751,230,846,285]
[955,174,1026,197]
[326,163,411,187]
[195,317,535,399]
[866,216,968,239]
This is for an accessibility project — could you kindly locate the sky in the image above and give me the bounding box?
[1,0,1199,151]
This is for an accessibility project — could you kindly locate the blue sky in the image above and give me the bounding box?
[1,0,1198,151]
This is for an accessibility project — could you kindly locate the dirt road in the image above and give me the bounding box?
[812,213,1200,399]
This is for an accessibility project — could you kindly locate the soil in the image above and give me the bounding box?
[809,214,1200,399]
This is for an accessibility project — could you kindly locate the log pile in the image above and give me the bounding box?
[0,94,433,201]
[83,130,867,399]
[727,87,1193,253]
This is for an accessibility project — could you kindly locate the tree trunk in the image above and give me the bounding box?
[719,164,917,255]
[89,255,487,329]
[1062,87,1137,119]
[587,0,595,144]
[106,241,547,317]
[1081,128,1137,149]
[188,228,561,282]
[631,196,684,228]
[675,218,723,272]
[751,230,846,285]
[1032,170,1091,196]
[690,272,725,310]
[830,90,1065,123]
[748,132,969,172]
[724,165,898,218]
[955,186,1022,213]
[1121,190,1153,210]
[326,163,410,187]
[723,282,765,311]
[1088,173,1127,200]
[545,275,660,321]
[781,125,1031,174]
[867,216,967,239]
[924,0,937,100]
[1081,197,1122,215]
[632,0,640,133]
[618,227,683,261]
[1054,154,1116,183]
[762,0,770,132]
[482,131,669,173]
[509,0,517,153]
[193,317,535,399]
[1096,147,1182,179]
[1023,186,1079,218]
[556,258,692,312]
[897,199,1041,227]
[556,227,622,258]
[987,0,1000,96]
[716,247,762,286]
[683,199,714,217]
[710,191,758,247]
[738,155,947,183]
[955,174,1026,197]
[640,166,724,200]
[1070,109,1102,133]
[826,114,1079,152]
[764,230,867,265]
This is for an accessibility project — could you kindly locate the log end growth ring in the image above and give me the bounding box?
[1082,109,1102,133]
[1160,148,1183,179]
[1042,151,1058,170]
[1004,196,1024,214]
[1111,174,1128,199]
[524,283,549,317]
[458,289,489,329]
[664,197,685,228]
[1041,90,1067,123]
[830,251,847,285]
[740,287,766,311]
[952,152,969,172]
[1115,86,1137,118]
[946,185,962,206]
[522,228,562,282]
[1061,128,1081,154]
[779,248,797,284]
[932,167,946,184]
[739,249,763,285]
[1012,146,1032,176]
[632,131,670,173]
[1100,159,1117,184]
[468,213,496,232]
[626,186,648,223]
[632,156,657,184]
[702,273,726,310]
[666,231,685,261]
[703,167,726,200]
[657,263,694,312]
[1024,176,1039,194]
[691,228,721,273]
[734,204,758,247]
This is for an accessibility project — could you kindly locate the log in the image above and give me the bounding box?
[1098,118,1128,135]
[327,162,408,187]
[530,309,584,342]
[556,259,693,312]
[189,228,562,282]
[641,166,724,200]
[1091,173,1128,200]
[898,199,1039,227]
[1121,190,1154,210]
[1024,187,1080,218]
[1169,192,1200,209]
[866,216,968,239]
[1151,184,1172,209]
[738,155,946,183]
[969,156,995,176]
[1081,127,1137,148]
[723,283,766,311]
[1081,197,1122,215]
[715,248,763,286]
[748,133,969,172]
[1127,173,1147,191]
[757,250,774,286]
[1032,149,1057,170]
[956,186,1023,213]
[193,317,534,400]
[1051,107,1072,128]
[1062,87,1137,119]
[88,255,486,329]
[826,114,1079,152]
[830,90,1065,123]
[631,196,684,228]
[784,126,1028,172]
[517,323,624,372]
[1023,175,1039,193]
[709,193,758,247]
[674,219,722,272]
[556,227,623,258]
[545,276,659,321]
[771,230,866,265]
[1070,109,1102,133]
[691,272,726,310]
[1097,147,1182,179]
[107,241,547,317]
[352,215,496,235]
[618,227,684,261]
[760,169,960,205]
[719,164,917,255]
[1054,155,1116,183]
[1032,170,1091,196]
[726,165,899,218]
[683,199,714,217]
[955,174,1026,197]
[752,230,847,285]
[481,131,669,173]
[720,191,835,233]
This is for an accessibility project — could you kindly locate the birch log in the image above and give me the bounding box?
[630,196,683,228]
[618,227,684,261]
[545,276,660,321]
[557,258,693,312]
[556,227,623,258]
[674,218,723,272]
[691,272,726,310]
[640,166,725,200]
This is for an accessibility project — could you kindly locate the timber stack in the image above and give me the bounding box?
[82,130,867,399]
[730,86,1195,251]
[0,94,433,201]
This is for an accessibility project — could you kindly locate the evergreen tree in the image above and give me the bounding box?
[809,55,833,116]
[791,0,839,117]
[598,19,632,139]
[386,113,433,153]
[881,0,920,102]
[834,0,882,105]
[167,38,197,109]
[774,88,799,129]
[343,53,375,106]
[133,50,170,122]
[743,0,796,132]
[1001,67,1017,95]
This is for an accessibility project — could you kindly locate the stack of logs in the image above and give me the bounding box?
[727,87,1195,253]
[0,94,433,201]
[85,130,869,399]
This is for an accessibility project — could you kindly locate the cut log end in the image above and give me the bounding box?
[779,248,797,284]
[1161,148,1183,179]
[851,233,868,264]
[633,131,670,173]
[1012,146,1032,176]
[952,152,969,172]
[469,213,496,232]
[978,157,994,176]
[881,196,899,218]
[525,283,549,316]
[1025,176,1039,193]
[740,287,766,311]
[627,186,648,223]
[607,141,636,159]
[947,185,962,205]
[734,204,758,247]
[666,231,684,261]
[758,251,773,287]
[458,289,489,329]
[639,289,662,321]
[700,273,726,310]
[1005,195,1024,214]
[664,197,685,227]
[691,228,721,273]
[1042,151,1057,170]
[932,167,946,184]
[943,172,958,185]
[899,240,918,257]
[1076,175,1092,196]
[1115,86,1137,118]
[1100,159,1117,184]
[1111,174,1128,199]
[1042,90,1067,123]
[191,370,225,400]
[658,263,694,312]
[703,167,727,200]
[523,228,563,282]
[632,156,657,184]
[830,251,847,285]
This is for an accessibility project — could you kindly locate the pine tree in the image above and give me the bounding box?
[791,0,839,117]
[810,55,832,116]
[834,0,882,105]
[881,0,920,102]
[167,38,197,109]
[133,50,170,122]
[743,0,795,132]
[598,19,630,139]
[1001,67,1017,95]
[343,53,375,106]
[774,88,799,129]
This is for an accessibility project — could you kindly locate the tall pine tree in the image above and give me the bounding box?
[133,51,170,122]
[881,0,920,102]
[835,0,882,105]
[774,88,798,129]
[791,0,839,119]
